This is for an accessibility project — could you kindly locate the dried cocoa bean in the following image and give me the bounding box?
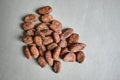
[58,40,67,48]
[60,28,73,40]
[49,24,62,34]
[52,20,62,28]
[47,43,57,50]
[42,36,53,45]
[34,36,42,46]
[41,14,53,23]
[22,36,33,44]
[76,51,85,63]
[53,46,61,60]
[24,14,38,22]
[52,32,60,43]
[60,48,69,59]
[38,6,52,15]
[45,51,53,66]
[30,46,39,58]
[52,60,61,73]
[22,22,34,30]
[69,43,86,52]
[38,56,46,68]
[36,23,49,31]
[24,46,32,59]
[63,52,76,62]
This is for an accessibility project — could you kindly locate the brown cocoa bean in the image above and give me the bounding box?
[36,23,49,31]
[38,56,46,68]
[52,32,60,43]
[60,48,69,59]
[52,60,61,73]
[63,52,76,62]
[41,14,53,23]
[60,28,73,40]
[24,46,32,59]
[40,29,53,36]
[22,22,34,30]
[67,33,79,44]
[25,29,35,36]
[49,24,62,34]
[24,14,38,22]
[38,45,46,56]
[76,51,85,63]
[34,36,42,46]
[58,40,67,48]
[69,43,86,52]
[42,36,53,45]
[45,51,53,66]
[47,43,57,50]
[52,20,62,28]
[30,46,39,58]
[53,46,61,60]
[22,36,33,44]
[38,6,52,15]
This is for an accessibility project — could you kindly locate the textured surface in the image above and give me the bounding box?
[0,0,120,80]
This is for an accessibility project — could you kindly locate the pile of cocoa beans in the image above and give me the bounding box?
[21,6,86,73]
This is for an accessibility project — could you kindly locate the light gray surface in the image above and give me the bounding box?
[0,0,120,80]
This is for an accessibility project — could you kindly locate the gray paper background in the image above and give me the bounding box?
[0,0,120,80]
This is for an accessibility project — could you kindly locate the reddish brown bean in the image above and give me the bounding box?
[38,6,52,15]
[69,43,86,52]
[67,33,79,44]
[63,52,76,62]
[24,14,38,22]
[60,48,69,59]
[36,23,49,31]
[60,28,73,40]
[34,36,42,46]
[52,60,61,73]
[52,20,62,28]
[24,46,32,59]
[40,29,53,36]
[22,22,34,30]
[25,29,35,36]
[41,14,53,23]
[49,24,62,34]
[53,46,61,60]
[42,36,53,45]
[58,40,67,48]
[22,36,33,44]
[45,51,53,66]
[76,51,85,63]
[47,43,57,50]
[38,56,46,68]
[30,46,39,58]
[52,32,60,43]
